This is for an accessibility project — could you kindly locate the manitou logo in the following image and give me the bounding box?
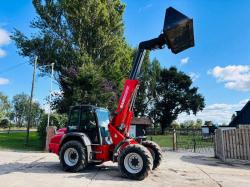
[120,86,129,109]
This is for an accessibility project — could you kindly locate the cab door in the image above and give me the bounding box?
[67,107,81,132]
[79,107,100,144]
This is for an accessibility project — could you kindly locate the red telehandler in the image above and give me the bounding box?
[49,7,194,180]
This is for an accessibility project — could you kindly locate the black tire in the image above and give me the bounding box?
[59,140,87,172]
[118,144,153,180]
[142,140,163,170]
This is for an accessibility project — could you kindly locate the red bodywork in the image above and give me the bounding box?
[49,79,139,162]
[49,128,67,155]
[108,79,139,144]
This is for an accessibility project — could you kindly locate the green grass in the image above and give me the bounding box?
[0,132,43,151]
[148,135,173,147]
[148,134,214,148]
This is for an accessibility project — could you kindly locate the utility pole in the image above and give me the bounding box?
[47,63,54,128]
[26,56,37,145]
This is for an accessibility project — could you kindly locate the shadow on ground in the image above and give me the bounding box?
[0,161,132,181]
[181,155,250,170]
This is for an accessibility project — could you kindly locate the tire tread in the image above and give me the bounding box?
[118,144,153,180]
[142,140,163,170]
[59,140,87,172]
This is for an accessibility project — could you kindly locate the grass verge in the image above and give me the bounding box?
[148,135,173,147]
[0,131,42,151]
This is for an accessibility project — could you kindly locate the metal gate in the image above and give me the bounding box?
[176,128,214,154]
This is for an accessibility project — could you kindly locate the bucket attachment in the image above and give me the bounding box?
[163,7,194,54]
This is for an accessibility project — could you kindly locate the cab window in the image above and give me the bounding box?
[80,109,99,144]
[68,108,80,131]
[80,109,97,131]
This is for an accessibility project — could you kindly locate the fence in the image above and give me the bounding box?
[214,128,250,161]
[146,127,214,153]
[176,128,214,153]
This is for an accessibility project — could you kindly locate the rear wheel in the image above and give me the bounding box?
[59,140,87,172]
[118,144,153,180]
[142,140,163,170]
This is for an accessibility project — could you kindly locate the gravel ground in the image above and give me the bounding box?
[0,150,249,187]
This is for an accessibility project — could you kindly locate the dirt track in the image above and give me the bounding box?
[0,150,249,187]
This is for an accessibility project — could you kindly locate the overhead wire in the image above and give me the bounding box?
[0,62,26,75]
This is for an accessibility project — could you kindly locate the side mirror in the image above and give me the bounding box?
[163,7,194,54]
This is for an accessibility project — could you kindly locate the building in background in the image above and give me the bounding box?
[129,118,152,137]
[229,101,250,127]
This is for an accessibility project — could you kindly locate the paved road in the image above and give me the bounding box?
[0,150,249,187]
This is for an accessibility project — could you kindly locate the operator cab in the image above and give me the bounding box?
[67,105,112,145]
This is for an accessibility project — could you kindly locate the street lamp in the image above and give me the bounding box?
[43,63,55,128]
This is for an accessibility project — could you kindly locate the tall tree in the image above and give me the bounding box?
[0,92,11,119]
[134,51,150,117]
[11,0,133,112]
[12,94,29,126]
[12,93,44,127]
[134,56,161,118]
[154,67,205,134]
[147,58,161,124]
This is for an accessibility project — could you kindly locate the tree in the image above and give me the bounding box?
[11,0,133,113]
[134,56,161,118]
[181,120,195,129]
[147,59,161,125]
[134,51,150,117]
[195,119,203,129]
[38,113,67,147]
[154,67,205,134]
[171,121,180,129]
[204,121,213,127]
[0,119,9,129]
[0,92,11,119]
[12,94,29,127]
[12,93,44,127]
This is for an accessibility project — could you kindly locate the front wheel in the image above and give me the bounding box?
[142,140,163,170]
[118,144,153,180]
[59,140,87,172]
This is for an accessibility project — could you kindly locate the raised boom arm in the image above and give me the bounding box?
[108,7,195,145]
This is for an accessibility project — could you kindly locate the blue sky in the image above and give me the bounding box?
[0,0,250,124]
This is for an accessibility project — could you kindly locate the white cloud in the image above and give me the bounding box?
[0,28,10,58]
[209,65,250,91]
[189,72,199,81]
[0,48,6,57]
[177,99,249,125]
[180,57,189,65]
[0,77,10,85]
[0,28,10,45]
[239,99,249,105]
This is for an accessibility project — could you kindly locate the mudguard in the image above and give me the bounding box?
[60,132,92,161]
[112,138,137,162]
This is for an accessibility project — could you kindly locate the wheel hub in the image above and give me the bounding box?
[124,153,143,174]
[64,148,79,167]
[131,157,139,167]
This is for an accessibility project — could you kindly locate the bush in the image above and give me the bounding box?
[37,113,67,147]
[0,119,9,129]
